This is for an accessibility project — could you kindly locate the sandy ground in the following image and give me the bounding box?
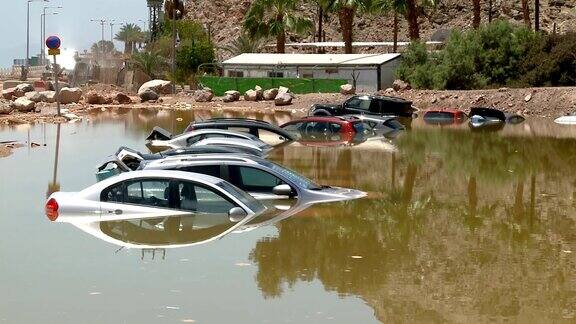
[1,86,575,125]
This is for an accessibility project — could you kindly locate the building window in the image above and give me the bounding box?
[325,68,338,74]
[302,72,314,79]
[268,71,284,78]
[228,70,244,77]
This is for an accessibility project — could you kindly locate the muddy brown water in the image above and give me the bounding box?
[1,108,575,323]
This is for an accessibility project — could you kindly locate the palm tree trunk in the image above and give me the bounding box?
[338,7,354,54]
[393,11,399,52]
[535,0,540,31]
[276,14,286,53]
[124,42,130,55]
[521,0,531,28]
[405,0,420,40]
[472,0,481,28]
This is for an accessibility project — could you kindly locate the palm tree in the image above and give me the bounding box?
[374,0,435,41]
[221,33,267,55]
[374,0,406,52]
[326,0,373,54]
[521,0,531,28]
[115,23,145,54]
[244,0,313,53]
[91,40,116,55]
[472,0,481,28]
[130,51,167,79]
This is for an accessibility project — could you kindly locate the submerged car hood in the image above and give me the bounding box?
[306,186,367,203]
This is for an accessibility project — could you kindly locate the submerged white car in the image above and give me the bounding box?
[45,170,266,224]
[147,128,272,152]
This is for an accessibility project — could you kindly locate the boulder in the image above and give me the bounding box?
[263,88,279,100]
[224,90,241,101]
[524,93,532,102]
[244,89,259,101]
[278,86,291,95]
[340,84,356,95]
[115,93,132,104]
[392,80,410,92]
[46,81,71,91]
[138,79,172,95]
[0,104,12,115]
[15,83,34,94]
[11,97,36,112]
[2,88,16,100]
[25,91,46,103]
[194,88,214,102]
[59,87,83,104]
[274,92,293,106]
[140,89,159,102]
[254,85,264,100]
[40,91,56,103]
[85,91,107,105]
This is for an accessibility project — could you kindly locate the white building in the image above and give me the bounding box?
[221,53,402,93]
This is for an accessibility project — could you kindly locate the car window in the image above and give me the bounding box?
[229,166,285,193]
[126,180,170,208]
[180,165,221,178]
[329,123,342,133]
[101,183,124,202]
[346,98,371,111]
[305,121,329,133]
[282,122,304,132]
[177,181,236,213]
[186,135,203,146]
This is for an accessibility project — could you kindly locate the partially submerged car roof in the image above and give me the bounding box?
[469,107,506,121]
[185,118,295,140]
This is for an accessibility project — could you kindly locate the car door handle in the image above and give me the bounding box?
[108,209,123,215]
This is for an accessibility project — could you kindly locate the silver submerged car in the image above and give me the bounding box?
[146,128,270,151]
[46,170,266,224]
[136,154,367,203]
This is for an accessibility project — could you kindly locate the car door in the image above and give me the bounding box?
[175,180,242,227]
[100,178,185,220]
[227,165,294,201]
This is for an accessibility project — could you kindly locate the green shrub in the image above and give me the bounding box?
[519,33,576,86]
[396,21,539,90]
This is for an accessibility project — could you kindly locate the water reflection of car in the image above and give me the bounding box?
[346,115,405,138]
[280,116,368,145]
[46,170,266,223]
[136,154,366,202]
[184,118,295,145]
[423,109,466,125]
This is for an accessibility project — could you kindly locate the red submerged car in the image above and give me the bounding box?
[422,108,466,125]
[280,116,367,145]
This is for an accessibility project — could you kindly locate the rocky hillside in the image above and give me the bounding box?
[186,0,576,59]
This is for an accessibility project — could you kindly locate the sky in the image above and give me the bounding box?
[0,0,148,69]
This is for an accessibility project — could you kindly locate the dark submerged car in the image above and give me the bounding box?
[309,95,417,118]
[468,107,525,131]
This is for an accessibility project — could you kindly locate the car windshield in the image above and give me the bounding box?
[259,160,321,190]
[215,181,266,214]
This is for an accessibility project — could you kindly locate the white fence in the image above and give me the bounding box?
[0,66,46,80]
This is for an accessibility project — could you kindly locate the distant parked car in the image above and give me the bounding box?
[46,170,267,223]
[280,116,368,144]
[468,107,525,130]
[184,118,295,144]
[423,109,466,125]
[309,95,417,118]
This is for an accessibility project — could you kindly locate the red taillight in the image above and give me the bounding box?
[45,198,59,221]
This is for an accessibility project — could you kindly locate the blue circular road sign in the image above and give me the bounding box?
[46,36,61,50]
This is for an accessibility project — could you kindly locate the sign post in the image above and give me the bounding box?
[46,36,61,116]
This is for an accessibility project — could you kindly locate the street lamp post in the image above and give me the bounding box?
[90,19,108,61]
[41,6,61,66]
[26,0,49,80]
[109,20,116,42]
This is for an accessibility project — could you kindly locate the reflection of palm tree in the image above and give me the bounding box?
[46,124,61,198]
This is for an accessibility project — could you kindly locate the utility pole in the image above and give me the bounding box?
[90,19,108,62]
[535,0,540,31]
[171,8,177,94]
[26,0,49,80]
[41,5,61,66]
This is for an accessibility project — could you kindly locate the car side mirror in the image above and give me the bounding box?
[228,207,248,222]
[273,184,294,197]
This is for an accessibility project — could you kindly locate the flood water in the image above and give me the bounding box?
[1,108,575,323]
